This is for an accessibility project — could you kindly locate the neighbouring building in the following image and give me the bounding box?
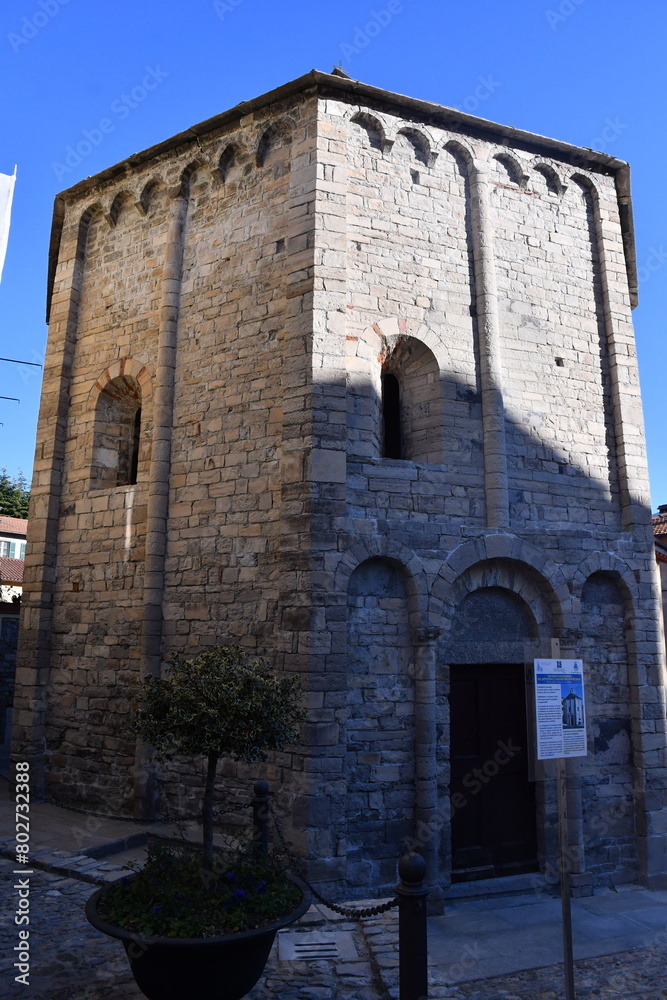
[653,505,667,642]
[1,515,26,773]
[12,70,667,902]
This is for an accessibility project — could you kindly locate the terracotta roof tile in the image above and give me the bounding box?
[653,510,667,535]
[0,516,27,536]
[0,556,24,584]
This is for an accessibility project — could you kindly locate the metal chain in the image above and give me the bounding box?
[38,791,395,920]
[268,802,399,920]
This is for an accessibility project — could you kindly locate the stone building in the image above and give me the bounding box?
[653,506,667,642]
[1,515,26,774]
[13,70,667,900]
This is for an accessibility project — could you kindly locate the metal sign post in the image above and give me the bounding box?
[532,639,587,1000]
[557,758,575,1000]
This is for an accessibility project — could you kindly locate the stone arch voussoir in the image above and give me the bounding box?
[493,150,529,187]
[348,109,395,151]
[433,534,571,635]
[88,357,153,404]
[334,538,429,631]
[442,138,478,175]
[365,316,453,373]
[532,161,566,196]
[571,551,638,612]
[395,127,437,167]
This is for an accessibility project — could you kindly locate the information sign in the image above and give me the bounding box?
[534,659,587,760]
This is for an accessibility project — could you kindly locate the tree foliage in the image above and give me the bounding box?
[134,644,305,866]
[0,469,30,518]
[135,644,304,762]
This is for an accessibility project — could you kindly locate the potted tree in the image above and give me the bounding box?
[85,644,308,1000]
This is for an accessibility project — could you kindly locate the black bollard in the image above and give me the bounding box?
[397,852,429,1000]
[252,779,270,856]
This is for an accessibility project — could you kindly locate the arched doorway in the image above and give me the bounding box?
[447,587,539,881]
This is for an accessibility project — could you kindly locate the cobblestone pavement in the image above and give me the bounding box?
[0,860,384,1000]
[3,857,667,999]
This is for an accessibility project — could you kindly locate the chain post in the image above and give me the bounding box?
[397,852,429,1000]
[252,779,270,856]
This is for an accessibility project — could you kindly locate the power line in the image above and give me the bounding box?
[0,357,42,367]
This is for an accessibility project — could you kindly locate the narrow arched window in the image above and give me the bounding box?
[91,376,142,489]
[129,406,142,485]
[382,372,402,459]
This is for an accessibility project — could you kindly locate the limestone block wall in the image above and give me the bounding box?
[12,72,667,894]
[13,89,320,822]
[306,87,666,893]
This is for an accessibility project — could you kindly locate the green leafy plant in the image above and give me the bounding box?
[99,841,301,937]
[134,644,305,867]
[100,646,307,938]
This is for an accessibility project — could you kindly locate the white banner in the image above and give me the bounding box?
[0,166,17,283]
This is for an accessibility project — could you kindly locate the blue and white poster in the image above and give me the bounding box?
[534,659,587,760]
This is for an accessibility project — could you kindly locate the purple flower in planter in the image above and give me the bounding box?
[233,889,246,901]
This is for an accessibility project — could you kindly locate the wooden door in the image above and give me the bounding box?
[449,663,537,881]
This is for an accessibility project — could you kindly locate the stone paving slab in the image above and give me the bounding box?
[425,887,667,983]
[360,909,667,999]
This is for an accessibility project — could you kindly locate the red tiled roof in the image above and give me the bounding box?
[0,556,23,584]
[653,511,667,536]
[0,515,27,537]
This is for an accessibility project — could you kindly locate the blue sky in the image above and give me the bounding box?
[1,0,666,508]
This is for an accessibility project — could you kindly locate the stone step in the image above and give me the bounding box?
[442,871,558,900]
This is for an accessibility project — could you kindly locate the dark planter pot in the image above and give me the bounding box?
[85,877,310,1000]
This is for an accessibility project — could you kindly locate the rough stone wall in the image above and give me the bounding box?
[345,558,414,891]
[579,572,635,882]
[40,191,164,809]
[490,157,620,527]
[13,77,667,895]
[14,91,320,823]
[309,91,666,893]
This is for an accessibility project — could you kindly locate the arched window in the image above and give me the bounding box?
[129,406,142,484]
[91,376,142,489]
[381,372,402,459]
[381,337,442,464]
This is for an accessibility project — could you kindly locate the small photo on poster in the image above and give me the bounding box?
[561,682,585,729]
